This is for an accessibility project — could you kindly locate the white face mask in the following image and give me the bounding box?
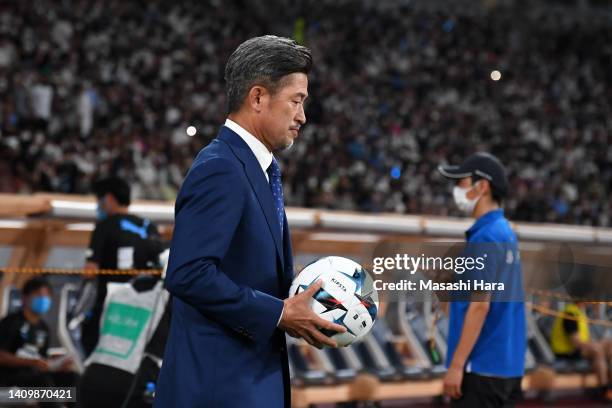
[453,183,482,215]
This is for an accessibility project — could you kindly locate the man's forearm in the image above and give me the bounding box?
[450,301,490,369]
[0,351,36,368]
[570,333,582,347]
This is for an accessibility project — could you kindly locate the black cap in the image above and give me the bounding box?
[438,152,508,196]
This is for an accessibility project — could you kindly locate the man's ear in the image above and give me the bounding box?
[479,180,491,196]
[247,86,268,113]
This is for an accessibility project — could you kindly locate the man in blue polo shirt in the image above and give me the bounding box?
[438,152,526,407]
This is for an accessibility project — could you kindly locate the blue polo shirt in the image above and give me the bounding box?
[446,209,526,378]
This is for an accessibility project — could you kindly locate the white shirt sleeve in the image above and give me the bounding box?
[276,304,284,327]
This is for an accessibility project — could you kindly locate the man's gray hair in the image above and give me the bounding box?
[224,35,312,113]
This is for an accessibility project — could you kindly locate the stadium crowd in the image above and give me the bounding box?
[0,0,610,226]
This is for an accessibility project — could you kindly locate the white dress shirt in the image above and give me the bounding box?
[224,118,273,181]
[223,118,285,326]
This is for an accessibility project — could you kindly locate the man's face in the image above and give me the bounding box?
[457,177,482,199]
[259,73,308,151]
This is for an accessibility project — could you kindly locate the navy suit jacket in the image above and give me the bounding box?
[155,126,294,408]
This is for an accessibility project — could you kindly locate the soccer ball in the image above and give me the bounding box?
[289,256,378,347]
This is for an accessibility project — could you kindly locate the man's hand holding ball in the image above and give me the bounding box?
[279,280,346,349]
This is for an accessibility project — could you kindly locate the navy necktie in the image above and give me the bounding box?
[267,157,284,237]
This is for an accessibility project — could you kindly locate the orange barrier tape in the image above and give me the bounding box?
[1,267,162,276]
[529,302,612,328]
[527,288,612,306]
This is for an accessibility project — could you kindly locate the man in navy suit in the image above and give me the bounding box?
[155,36,346,408]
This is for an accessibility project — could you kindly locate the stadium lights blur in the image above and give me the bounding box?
[50,200,175,222]
[128,204,174,222]
[309,232,381,243]
[51,200,96,218]
[0,220,27,228]
[286,208,317,228]
[319,212,422,234]
[515,224,595,242]
[40,198,612,243]
[597,229,612,244]
[186,126,197,136]
[490,70,502,81]
[48,199,317,226]
[424,219,473,237]
[66,223,95,231]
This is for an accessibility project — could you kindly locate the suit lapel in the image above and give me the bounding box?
[218,127,284,268]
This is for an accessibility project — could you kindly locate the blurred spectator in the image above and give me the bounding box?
[551,302,612,401]
[0,277,79,407]
[0,0,610,226]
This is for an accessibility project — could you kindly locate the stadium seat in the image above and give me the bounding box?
[352,335,398,381]
[371,318,428,380]
[57,283,86,373]
[322,347,358,382]
[0,285,22,318]
[403,306,447,378]
[287,342,329,385]
[524,345,537,373]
